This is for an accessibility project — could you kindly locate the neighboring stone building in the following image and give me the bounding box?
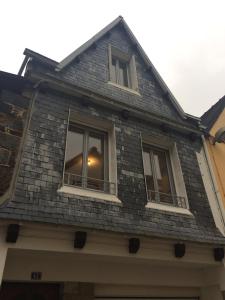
[0,16,225,300]
[0,71,32,209]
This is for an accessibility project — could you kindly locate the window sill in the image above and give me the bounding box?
[58,185,121,203]
[107,81,141,96]
[146,201,193,216]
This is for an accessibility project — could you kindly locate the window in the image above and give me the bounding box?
[64,122,115,194]
[111,57,130,87]
[143,144,187,208]
[108,45,138,91]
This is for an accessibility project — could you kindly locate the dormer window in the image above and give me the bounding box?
[111,57,130,88]
[108,45,138,91]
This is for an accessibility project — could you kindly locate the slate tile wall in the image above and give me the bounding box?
[0,88,223,243]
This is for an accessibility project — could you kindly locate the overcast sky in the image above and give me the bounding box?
[1,0,225,117]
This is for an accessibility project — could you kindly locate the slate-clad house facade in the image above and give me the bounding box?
[0,16,225,300]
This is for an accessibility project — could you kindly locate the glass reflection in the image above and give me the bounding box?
[143,150,154,200]
[64,124,107,192]
[65,127,83,186]
[111,58,117,83]
[87,133,104,190]
[143,146,174,204]
[153,149,172,204]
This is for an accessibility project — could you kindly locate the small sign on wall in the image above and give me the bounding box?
[31,272,42,280]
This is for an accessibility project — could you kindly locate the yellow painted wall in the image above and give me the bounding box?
[206,108,225,208]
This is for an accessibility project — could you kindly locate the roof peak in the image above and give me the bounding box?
[56,16,124,71]
[54,16,187,119]
[20,16,196,120]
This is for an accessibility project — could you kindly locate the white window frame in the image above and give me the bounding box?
[108,44,139,92]
[142,144,177,206]
[141,134,191,215]
[58,110,120,203]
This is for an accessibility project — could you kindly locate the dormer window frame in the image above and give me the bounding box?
[111,56,131,88]
[108,44,139,92]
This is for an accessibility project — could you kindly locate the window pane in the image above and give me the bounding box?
[111,58,117,83]
[118,61,129,87]
[87,132,105,190]
[64,126,84,186]
[153,149,173,204]
[143,150,155,200]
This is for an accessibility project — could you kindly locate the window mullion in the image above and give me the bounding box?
[126,65,131,88]
[150,150,160,203]
[103,134,108,192]
[82,130,89,188]
[166,153,176,205]
[115,59,119,84]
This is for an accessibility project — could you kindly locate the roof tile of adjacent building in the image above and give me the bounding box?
[201,96,225,132]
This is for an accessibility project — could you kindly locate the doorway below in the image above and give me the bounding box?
[0,282,60,300]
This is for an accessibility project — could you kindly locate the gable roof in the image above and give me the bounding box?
[201,95,225,132]
[56,16,187,119]
[56,16,123,71]
[19,17,201,122]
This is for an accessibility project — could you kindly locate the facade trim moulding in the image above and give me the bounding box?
[28,71,203,136]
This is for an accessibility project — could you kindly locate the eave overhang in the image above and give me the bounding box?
[27,71,203,136]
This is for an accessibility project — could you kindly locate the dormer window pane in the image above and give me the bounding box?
[118,61,129,87]
[111,58,117,83]
[111,56,129,88]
